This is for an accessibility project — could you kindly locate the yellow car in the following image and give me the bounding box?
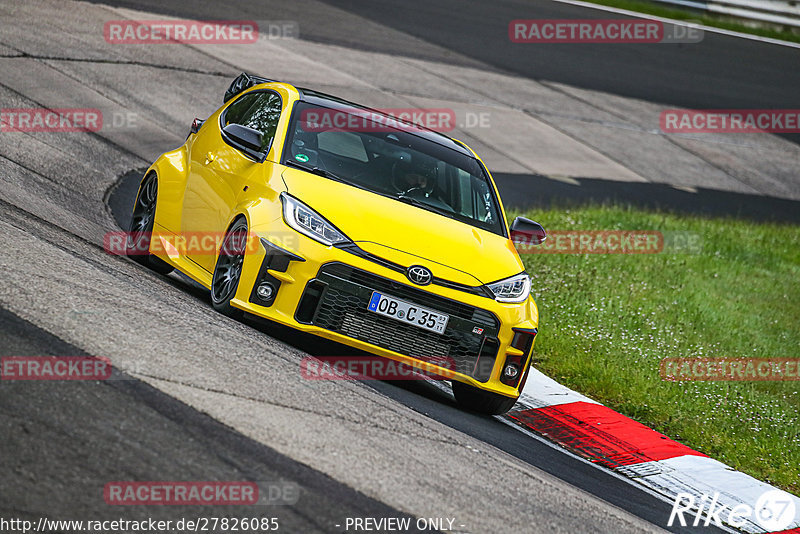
[127,73,545,414]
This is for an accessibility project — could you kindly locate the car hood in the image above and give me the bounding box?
[282,168,524,286]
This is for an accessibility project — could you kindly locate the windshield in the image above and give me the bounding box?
[282,102,505,236]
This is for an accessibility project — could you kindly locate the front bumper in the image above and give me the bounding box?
[231,228,539,398]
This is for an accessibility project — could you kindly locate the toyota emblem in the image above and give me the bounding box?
[406,265,432,285]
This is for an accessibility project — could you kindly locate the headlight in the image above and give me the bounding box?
[280,192,350,246]
[487,273,531,303]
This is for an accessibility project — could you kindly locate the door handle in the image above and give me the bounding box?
[204,152,215,165]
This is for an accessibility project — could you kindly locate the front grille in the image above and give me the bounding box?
[320,263,497,324]
[303,262,500,379]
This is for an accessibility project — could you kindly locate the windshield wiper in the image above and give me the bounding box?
[284,159,356,187]
[393,194,454,219]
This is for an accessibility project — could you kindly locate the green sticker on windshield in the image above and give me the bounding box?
[295,153,309,163]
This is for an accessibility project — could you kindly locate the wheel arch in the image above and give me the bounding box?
[223,212,250,236]
[213,213,251,266]
[147,146,189,232]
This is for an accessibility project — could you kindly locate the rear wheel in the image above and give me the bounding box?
[126,173,174,275]
[210,218,248,318]
[452,380,519,415]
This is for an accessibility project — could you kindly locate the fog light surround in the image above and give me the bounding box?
[500,327,538,387]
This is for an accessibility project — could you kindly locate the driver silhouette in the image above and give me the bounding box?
[394,159,431,194]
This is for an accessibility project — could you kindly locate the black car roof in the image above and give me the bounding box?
[295,87,473,157]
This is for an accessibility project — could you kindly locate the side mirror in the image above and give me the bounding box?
[510,216,546,246]
[222,124,267,162]
[223,123,263,151]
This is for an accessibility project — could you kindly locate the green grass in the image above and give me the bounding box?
[580,0,800,44]
[512,204,800,493]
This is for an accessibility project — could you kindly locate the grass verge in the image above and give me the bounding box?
[513,204,799,493]
[577,0,800,44]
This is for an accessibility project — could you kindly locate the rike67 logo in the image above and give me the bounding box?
[669,490,797,531]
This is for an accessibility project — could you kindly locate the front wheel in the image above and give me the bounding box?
[210,218,248,318]
[452,380,519,415]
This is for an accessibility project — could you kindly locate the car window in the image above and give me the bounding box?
[223,91,282,153]
[284,102,504,236]
[317,131,369,162]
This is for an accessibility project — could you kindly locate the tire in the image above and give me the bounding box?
[210,218,248,318]
[451,380,519,415]
[126,173,174,275]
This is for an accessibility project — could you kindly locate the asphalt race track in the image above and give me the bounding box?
[1,0,797,532]
[0,307,425,533]
[88,0,800,141]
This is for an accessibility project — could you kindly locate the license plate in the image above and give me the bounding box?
[367,291,449,334]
